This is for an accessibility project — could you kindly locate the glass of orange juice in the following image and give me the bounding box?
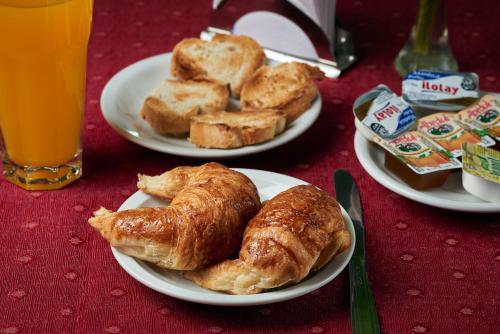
[0,0,93,190]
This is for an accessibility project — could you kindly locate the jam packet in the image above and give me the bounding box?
[353,84,416,139]
[417,112,495,158]
[456,95,500,141]
[402,70,479,111]
[374,131,462,189]
[374,131,461,174]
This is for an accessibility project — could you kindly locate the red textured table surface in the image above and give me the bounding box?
[1,0,499,333]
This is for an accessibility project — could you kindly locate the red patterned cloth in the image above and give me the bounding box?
[1,0,499,333]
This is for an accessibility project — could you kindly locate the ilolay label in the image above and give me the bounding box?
[403,70,479,108]
[375,131,462,174]
[353,85,416,139]
[457,95,500,141]
[417,112,495,158]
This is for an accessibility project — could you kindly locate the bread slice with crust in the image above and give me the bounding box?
[240,62,324,124]
[189,109,287,149]
[140,80,229,136]
[171,34,265,97]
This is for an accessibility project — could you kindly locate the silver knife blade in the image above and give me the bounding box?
[334,170,364,259]
[200,28,341,78]
[334,169,363,224]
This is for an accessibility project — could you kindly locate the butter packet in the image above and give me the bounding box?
[374,131,462,175]
[462,143,500,202]
[402,70,479,111]
[417,112,496,158]
[456,95,500,141]
[462,143,500,184]
[353,84,416,139]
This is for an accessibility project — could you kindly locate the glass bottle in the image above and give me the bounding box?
[394,0,458,77]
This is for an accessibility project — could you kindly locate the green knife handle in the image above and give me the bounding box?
[349,256,380,334]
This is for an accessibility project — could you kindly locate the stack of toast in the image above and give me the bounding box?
[140,34,324,149]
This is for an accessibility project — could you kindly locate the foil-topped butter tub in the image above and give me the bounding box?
[353,84,416,139]
[402,70,479,112]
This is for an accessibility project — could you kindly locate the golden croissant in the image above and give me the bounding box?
[88,162,261,270]
[184,185,351,294]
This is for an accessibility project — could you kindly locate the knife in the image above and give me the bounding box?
[334,170,380,334]
[200,27,341,78]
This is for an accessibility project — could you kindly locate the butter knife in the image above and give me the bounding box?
[200,27,341,78]
[334,170,380,334]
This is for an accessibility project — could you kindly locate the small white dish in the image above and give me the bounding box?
[111,168,355,306]
[100,53,322,158]
[354,130,500,213]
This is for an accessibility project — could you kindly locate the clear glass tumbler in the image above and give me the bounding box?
[0,0,93,190]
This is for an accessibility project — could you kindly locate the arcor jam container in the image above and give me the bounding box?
[402,70,479,111]
[353,84,416,139]
[457,95,500,141]
[373,131,462,190]
[462,143,500,202]
[417,112,496,158]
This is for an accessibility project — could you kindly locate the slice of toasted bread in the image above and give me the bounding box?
[171,34,265,97]
[240,62,324,124]
[140,80,229,136]
[189,109,287,149]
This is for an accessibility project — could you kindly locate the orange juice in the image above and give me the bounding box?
[0,0,93,168]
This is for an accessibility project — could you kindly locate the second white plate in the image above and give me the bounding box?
[354,130,500,213]
[100,53,322,158]
[111,168,355,306]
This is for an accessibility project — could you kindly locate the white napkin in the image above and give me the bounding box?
[233,11,318,60]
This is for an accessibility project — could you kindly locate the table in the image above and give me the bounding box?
[1,0,499,333]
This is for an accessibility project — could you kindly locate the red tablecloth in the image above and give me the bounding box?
[1,1,499,333]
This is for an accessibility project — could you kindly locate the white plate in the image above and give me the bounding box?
[100,53,322,158]
[354,131,500,213]
[111,169,355,306]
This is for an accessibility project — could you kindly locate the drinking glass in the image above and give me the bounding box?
[0,0,93,190]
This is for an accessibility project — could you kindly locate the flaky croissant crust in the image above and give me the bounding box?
[88,162,261,270]
[185,185,351,294]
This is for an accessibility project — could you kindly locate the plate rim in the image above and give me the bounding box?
[110,168,355,306]
[100,52,322,159]
[353,130,500,213]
